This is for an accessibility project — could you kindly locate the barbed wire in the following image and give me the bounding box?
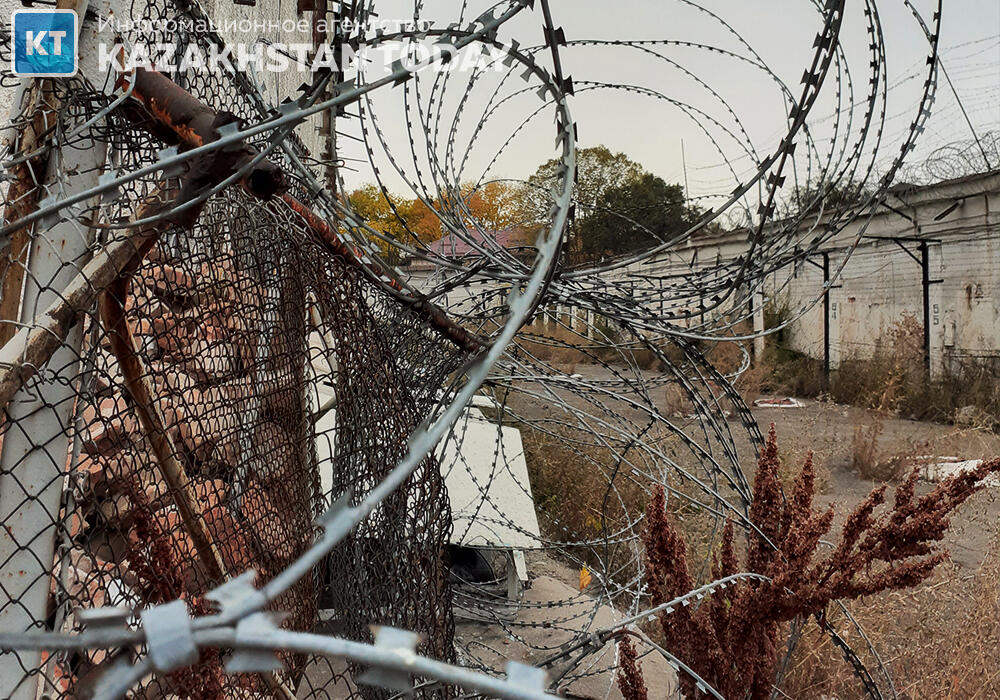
[895,130,999,185]
[0,0,968,698]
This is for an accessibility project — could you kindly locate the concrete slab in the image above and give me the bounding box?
[439,412,542,549]
[456,574,677,699]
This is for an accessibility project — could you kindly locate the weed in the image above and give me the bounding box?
[628,426,1000,699]
[781,532,1000,698]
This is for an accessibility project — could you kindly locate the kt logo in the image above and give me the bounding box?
[11,10,78,77]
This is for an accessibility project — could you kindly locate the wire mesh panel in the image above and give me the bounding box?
[313,250,468,699]
[0,182,470,698]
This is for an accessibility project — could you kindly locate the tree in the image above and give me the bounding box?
[396,196,443,244]
[464,181,524,232]
[514,146,697,263]
[346,185,444,263]
[516,145,645,224]
[346,181,530,264]
[575,173,695,261]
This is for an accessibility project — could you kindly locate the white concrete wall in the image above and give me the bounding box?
[771,173,1000,376]
[935,234,1000,365]
[776,242,929,368]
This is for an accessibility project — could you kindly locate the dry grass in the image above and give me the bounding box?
[520,425,651,579]
[832,314,923,411]
[520,424,721,593]
[851,414,883,477]
[849,388,917,482]
[515,316,673,373]
[851,394,995,483]
[739,298,828,400]
[780,531,1000,698]
[831,313,1000,429]
[757,345,827,398]
[743,309,1000,437]
[779,443,831,496]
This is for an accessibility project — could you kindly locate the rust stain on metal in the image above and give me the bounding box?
[127,68,214,149]
[122,68,284,202]
[115,70,482,354]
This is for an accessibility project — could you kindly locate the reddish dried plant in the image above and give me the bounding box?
[641,424,1000,699]
[616,635,649,700]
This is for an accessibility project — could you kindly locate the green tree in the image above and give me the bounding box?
[576,173,695,261]
[780,177,871,219]
[516,145,644,224]
[515,146,696,263]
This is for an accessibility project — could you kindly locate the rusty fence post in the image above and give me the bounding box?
[0,14,109,700]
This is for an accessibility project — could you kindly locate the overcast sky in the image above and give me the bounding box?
[337,1,1000,199]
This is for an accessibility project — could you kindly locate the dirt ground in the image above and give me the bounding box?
[493,364,1000,697]
[455,553,677,700]
[304,364,1000,698]
[755,399,1000,570]
[505,361,1000,569]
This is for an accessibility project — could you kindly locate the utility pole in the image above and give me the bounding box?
[804,252,836,389]
[681,139,689,201]
[822,251,831,385]
[0,4,109,697]
[920,241,931,375]
[861,234,942,378]
[752,288,765,362]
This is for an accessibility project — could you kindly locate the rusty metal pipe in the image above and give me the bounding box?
[282,193,486,354]
[122,68,284,203]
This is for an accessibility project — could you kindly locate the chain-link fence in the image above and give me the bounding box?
[0,0,487,694]
[0,0,962,697]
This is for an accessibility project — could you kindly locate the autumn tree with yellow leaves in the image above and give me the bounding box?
[347,181,532,262]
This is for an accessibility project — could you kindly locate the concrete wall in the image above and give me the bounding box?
[203,0,329,159]
[405,171,1000,377]
[637,171,1000,376]
[2,0,24,197]
[770,172,1000,376]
